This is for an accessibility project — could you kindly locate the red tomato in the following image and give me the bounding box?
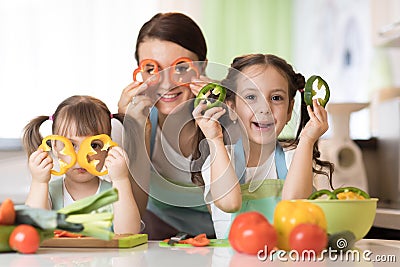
[9,224,41,254]
[228,211,277,255]
[289,223,327,254]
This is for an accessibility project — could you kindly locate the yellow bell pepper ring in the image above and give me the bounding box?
[38,135,77,176]
[273,200,327,251]
[76,134,118,176]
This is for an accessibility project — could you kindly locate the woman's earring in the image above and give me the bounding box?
[233,120,237,124]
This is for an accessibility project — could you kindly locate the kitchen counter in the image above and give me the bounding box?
[0,239,398,267]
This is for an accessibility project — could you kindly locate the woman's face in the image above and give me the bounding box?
[137,39,199,115]
[232,65,293,145]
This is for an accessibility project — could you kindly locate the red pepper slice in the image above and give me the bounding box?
[54,229,84,238]
[180,233,210,247]
[76,134,118,176]
[38,135,77,176]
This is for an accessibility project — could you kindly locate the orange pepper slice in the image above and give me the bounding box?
[76,134,118,176]
[39,135,77,176]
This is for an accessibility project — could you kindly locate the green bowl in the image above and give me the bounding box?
[305,198,378,241]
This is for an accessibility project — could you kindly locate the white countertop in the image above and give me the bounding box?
[375,208,400,230]
[0,239,398,267]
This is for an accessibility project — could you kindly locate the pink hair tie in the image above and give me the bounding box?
[298,88,304,93]
[49,115,54,121]
[110,113,113,119]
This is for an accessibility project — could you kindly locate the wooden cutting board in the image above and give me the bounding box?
[40,233,148,248]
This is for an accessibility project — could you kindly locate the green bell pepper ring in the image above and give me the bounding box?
[332,187,370,199]
[304,75,330,108]
[194,82,227,109]
[308,189,338,200]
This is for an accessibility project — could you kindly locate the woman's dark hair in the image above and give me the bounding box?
[135,12,207,62]
[192,54,334,187]
[135,13,208,186]
[23,95,125,156]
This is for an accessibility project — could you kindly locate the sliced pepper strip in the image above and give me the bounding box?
[76,134,118,176]
[194,82,227,109]
[38,135,77,176]
[180,233,210,247]
[332,187,370,200]
[54,229,84,238]
[308,189,338,200]
[163,233,210,247]
[304,75,330,107]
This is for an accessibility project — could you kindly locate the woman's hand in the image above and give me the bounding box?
[300,99,329,145]
[105,146,130,182]
[118,81,153,126]
[190,75,213,96]
[192,102,226,141]
[28,150,52,183]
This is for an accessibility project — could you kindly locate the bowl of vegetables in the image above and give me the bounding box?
[306,187,378,241]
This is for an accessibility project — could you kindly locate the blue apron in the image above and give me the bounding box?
[147,108,214,236]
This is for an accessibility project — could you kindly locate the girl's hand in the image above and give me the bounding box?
[189,75,213,96]
[105,146,130,182]
[192,101,226,141]
[118,81,153,126]
[28,150,52,183]
[300,99,329,145]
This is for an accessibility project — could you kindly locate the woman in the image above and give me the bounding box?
[117,12,215,240]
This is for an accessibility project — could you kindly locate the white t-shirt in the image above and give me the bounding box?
[202,144,295,239]
[151,125,192,183]
[49,177,112,214]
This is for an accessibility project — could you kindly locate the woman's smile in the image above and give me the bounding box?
[158,91,183,102]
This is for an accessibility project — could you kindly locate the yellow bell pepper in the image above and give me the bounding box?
[38,135,77,176]
[76,134,118,176]
[273,200,327,251]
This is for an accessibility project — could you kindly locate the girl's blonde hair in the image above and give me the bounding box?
[23,95,124,156]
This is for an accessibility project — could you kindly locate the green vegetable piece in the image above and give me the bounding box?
[332,187,370,199]
[304,75,330,107]
[308,189,338,200]
[58,188,119,215]
[328,230,356,251]
[194,82,227,109]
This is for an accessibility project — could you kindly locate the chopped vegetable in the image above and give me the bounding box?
[308,187,370,200]
[308,190,338,200]
[332,187,370,200]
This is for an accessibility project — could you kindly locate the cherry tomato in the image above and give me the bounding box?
[9,224,41,254]
[289,223,327,254]
[228,211,278,255]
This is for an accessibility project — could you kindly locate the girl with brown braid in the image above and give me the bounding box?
[192,54,334,238]
[22,95,141,234]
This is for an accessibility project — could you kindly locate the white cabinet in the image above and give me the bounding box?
[371,0,400,47]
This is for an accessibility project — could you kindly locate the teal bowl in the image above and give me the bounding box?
[305,198,378,241]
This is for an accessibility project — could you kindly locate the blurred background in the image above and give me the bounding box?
[1,0,399,140]
[0,0,399,235]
